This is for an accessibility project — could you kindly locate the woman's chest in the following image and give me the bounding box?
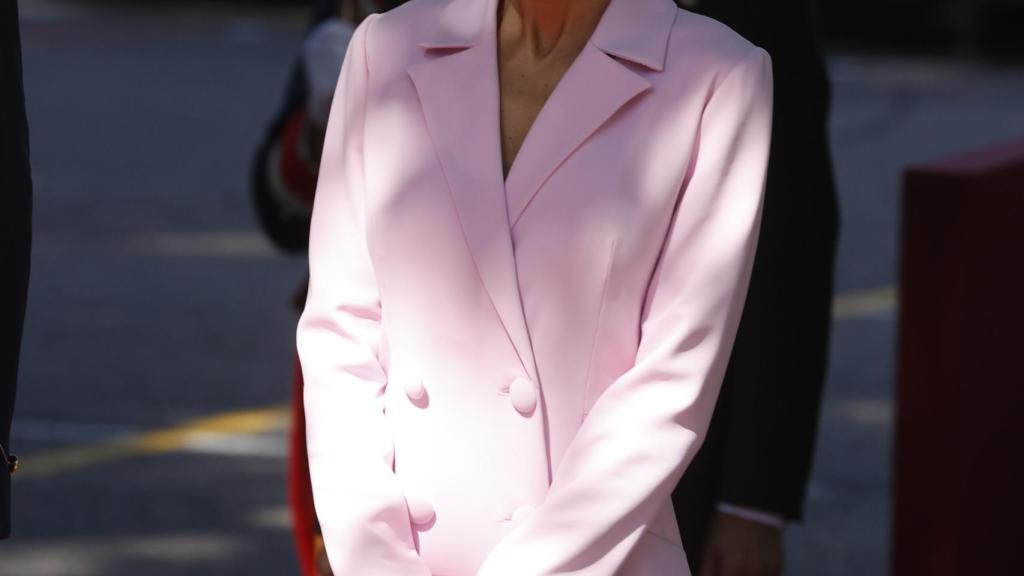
[361,58,705,294]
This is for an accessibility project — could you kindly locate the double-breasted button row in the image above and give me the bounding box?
[409,498,535,528]
[402,376,537,416]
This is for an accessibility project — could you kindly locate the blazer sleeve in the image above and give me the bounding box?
[295,13,432,576]
[477,46,774,575]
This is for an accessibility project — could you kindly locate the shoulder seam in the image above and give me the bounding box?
[362,12,380,83]
[715,44,768,91]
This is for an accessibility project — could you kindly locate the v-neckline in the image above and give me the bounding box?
[496,44,594,193]
[494,0,609,191]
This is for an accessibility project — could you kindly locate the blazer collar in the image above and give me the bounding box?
[417,0,677,72]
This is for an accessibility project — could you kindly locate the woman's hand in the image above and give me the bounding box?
[312,532,334,576]
[698,512,783,576]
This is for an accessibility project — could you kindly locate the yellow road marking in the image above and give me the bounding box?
[15,405,289,480]
[832,285,896,319]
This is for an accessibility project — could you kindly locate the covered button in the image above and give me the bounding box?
[509,377,537,415]
[511,505,535,524]
[404,377,426,401]
[406,495,435,526]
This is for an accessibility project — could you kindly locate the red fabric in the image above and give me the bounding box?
[288,354,317,576]
[280,106,319,205]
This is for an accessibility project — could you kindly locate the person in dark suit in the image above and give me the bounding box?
[1,0,33,540]
[669,1,839,574]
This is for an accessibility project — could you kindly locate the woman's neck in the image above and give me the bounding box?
[499,0,610,59]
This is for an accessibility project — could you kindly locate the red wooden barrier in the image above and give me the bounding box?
[894,136,1024,575]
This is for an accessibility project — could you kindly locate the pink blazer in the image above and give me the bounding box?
[296,0,773,573]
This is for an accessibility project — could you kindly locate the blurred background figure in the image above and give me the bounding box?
[249,0,404,573]
[669,1,837,576]
[4,0,1024,574]
[252,0,361,256]
[1,0,33,541]
[249,1,359,572]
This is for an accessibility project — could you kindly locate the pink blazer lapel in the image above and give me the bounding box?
[408,0,538,383]
[502,43,651,229]
[406,0,678,383]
